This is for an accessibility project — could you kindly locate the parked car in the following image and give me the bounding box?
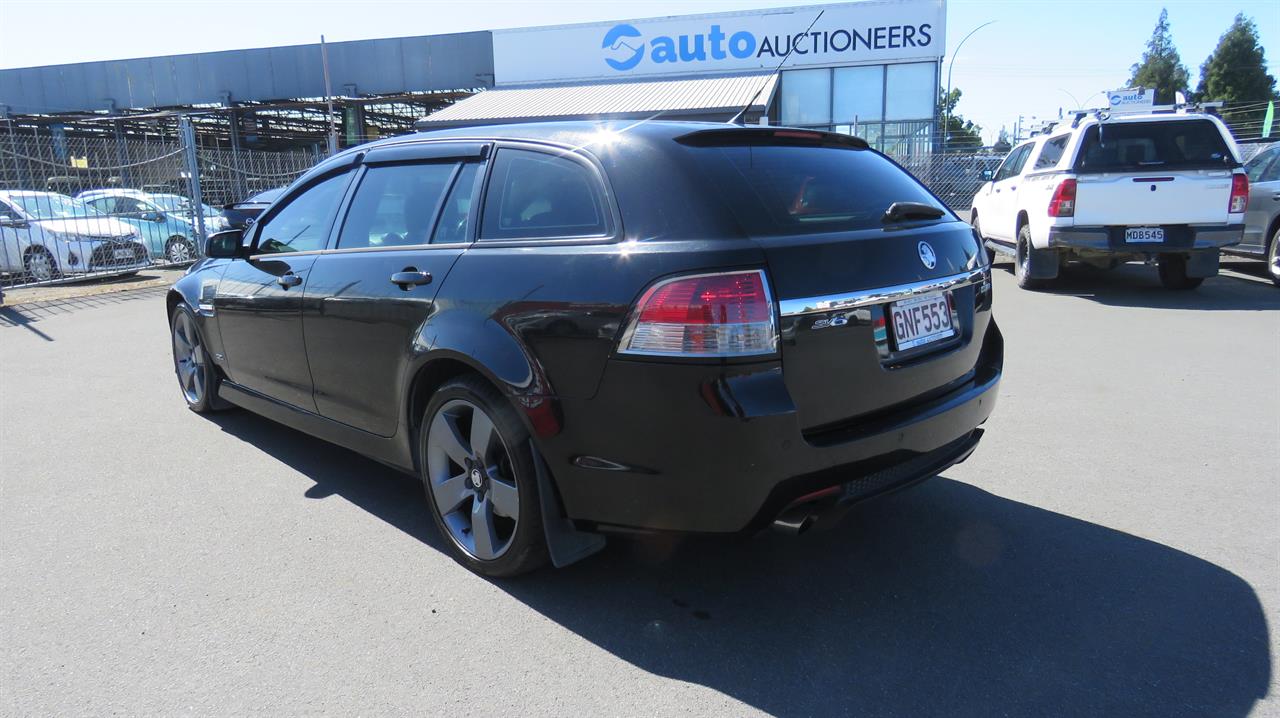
[220,187,284,230]
[1223,142,1280,286]
[77,189,224,263]
[970,110,1248,289]
[148,193,229,233]
[167,121,1002,576]
[0,190,149,282]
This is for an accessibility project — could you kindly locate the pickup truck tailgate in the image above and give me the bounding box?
[1075,171,1234,226]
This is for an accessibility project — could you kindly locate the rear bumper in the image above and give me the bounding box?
[1048,224,1244,251]
[539,320,1003,534]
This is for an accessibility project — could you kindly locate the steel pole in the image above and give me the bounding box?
[944,20,997,150]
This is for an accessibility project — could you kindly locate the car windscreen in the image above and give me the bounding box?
[1074,119,1235,173]
[685,143,946,236]
[8,193,103,220]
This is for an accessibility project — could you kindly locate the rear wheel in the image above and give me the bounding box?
[1014,224,1054,289]
[421,375,549,577]
[1157,254,1204,290]
[23,247,59,282]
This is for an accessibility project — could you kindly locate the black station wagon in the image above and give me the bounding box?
[167,121,1003,576]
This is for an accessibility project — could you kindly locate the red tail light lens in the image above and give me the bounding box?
[1047,178,1077,217]
[1229,173,1249,213]
[620,270,778,356]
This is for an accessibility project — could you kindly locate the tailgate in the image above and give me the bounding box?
[1074,171,1234,226]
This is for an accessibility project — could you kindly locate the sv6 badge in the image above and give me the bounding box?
[812,315,849,330]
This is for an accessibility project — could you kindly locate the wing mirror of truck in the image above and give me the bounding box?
[980,169,994,181]
[206,229,245,259]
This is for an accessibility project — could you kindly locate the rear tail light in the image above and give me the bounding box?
[1229,173,1249,213]
[619,269,778,357]
[1047,178,1076,217]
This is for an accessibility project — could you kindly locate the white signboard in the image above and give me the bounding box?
[1106,87,1155,113]
[493,0,946,85]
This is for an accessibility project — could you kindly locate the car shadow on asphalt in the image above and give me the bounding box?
[207,410,1271,717]
[992,259,1280,311]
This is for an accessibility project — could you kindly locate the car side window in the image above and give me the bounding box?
[994,145,1029,182]
[1247,149,1278,183]
[112,197,145,214]
[84,197,114,213]
[337,163,457,249]
[254,172,351,255]
[432,163,480,244]
[480,148,607,240]
[1263,155,1280,183]
[1033,135,1070,170]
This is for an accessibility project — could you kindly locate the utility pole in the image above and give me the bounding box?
[321,35,338,156]
[943,20,996,151]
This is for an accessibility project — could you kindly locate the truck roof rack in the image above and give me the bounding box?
[1066,101,1225,128]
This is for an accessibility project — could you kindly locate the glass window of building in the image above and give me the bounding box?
[884,62,936,121]
[832,66,884,125]
[781,69,832,126]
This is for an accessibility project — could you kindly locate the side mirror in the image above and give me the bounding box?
[980,169,994,181]
[141,211,166,222]
[0,217,29,230]
[206,229,245,259]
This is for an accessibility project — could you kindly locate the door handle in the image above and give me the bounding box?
[390,270,432,289]
[277,272,302,288]
[1009,185,1017,191]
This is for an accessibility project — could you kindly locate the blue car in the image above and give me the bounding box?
[76,190,226,263]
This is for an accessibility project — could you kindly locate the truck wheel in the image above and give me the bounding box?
[1014,224,1055,289]
[1268,227,1280,288]
[1157,254,1204,290]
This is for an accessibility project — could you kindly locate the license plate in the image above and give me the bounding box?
[889,291,955,351]
[1125,227,1164,243]
[112,248,134,259]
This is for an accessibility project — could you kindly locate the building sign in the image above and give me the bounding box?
[493,0,946,85]
[1106,87,1155,113]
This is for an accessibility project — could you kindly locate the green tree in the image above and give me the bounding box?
[939,88,983,150]
[1195,14,1278,134]
[1127,8,1190,105]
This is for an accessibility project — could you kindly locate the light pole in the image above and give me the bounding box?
[944,20,997,150]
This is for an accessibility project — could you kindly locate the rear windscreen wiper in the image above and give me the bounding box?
[882,201,945,224]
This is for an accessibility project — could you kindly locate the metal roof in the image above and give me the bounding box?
[417,72,778,126]
[0,32,493,115]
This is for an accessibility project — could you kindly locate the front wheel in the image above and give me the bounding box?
[23,246,60,282]
[1268,227,1280,287]
[421,376,549,577]
[165,236,195,264]
[1157,254,1204,290]
[171,303,222,412]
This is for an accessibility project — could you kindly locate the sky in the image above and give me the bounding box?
[1,0,1277,143]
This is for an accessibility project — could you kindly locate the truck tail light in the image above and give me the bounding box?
[1047,178,1076,217]
[1229,173,1249,213]
[619,270,778,357]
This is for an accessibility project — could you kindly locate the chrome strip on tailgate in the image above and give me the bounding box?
[778,268,988,317]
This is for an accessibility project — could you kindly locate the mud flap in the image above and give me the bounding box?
[1026,246,1060,279]
[531,441,606,568]
[1186,249,1219,278]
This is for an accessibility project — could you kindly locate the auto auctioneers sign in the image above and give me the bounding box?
[492,0,946,84]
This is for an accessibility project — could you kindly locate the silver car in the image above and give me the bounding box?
[1228,143,1280,286]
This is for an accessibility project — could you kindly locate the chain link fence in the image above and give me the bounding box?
[0,118,314,289]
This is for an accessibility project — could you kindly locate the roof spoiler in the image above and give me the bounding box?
[676,127,869,150]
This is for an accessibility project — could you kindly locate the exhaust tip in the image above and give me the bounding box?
[772,509,818,535]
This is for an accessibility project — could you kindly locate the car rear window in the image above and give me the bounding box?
[1074,119,1234,173]
[687,144,945,236]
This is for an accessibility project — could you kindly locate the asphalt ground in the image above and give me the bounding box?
[2,259,1278,717]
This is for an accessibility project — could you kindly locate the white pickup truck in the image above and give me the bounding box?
[970,111,1248,289]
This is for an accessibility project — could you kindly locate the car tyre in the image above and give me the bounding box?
[165,236,195,264]
[1268,227,1280,288]
[1014,224,1054,289]
[170,302,222,413]
[1157,254,1204,290]
[23,246,60,283]
[420,375,549,577]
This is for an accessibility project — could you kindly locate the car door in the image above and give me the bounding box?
[214,169,354,411]
[1244,148,1280,251]
[102,196,164,255]
[985,143,1032,241]
[302,142,487,437]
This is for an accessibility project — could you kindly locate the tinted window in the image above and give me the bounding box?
[480,149,606,240]
[112,196,147,214]
[1075,119,1233,173]
[994,145,1030,182]
[84,197,116,213]
[255,172,350,254]
[689,144,945,236]
[1033,135,1070,170]
[432,163,480,244]
[337,163,456,249]
[1246,148,1278,182]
